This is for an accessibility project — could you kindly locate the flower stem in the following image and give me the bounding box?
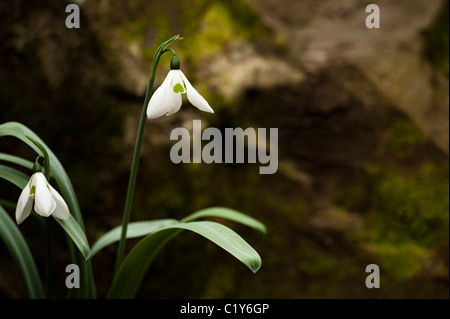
[114,35,182,274]
[25,135,51,179]
[25,135,54,297]
[45,218,52,298]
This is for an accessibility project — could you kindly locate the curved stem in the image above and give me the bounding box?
[161,48,176,56]
[114,35,182,274]
[25,136,51,180]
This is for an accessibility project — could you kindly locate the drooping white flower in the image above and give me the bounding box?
[15,172,70,224]
[147,69,214,119]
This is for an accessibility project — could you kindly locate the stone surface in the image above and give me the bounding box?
[0,0,448,299]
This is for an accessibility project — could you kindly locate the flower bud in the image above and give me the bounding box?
[32,157,44,173]
[170,55,181,70]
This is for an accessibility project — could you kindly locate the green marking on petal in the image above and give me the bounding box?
[30,185,36,196]
[173,83,185,94]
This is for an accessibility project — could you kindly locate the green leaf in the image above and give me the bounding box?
[0,164,29,189]
[0,205,44,299]
[90,219,178,258]
[181,207,267,234]
[176,221,262,272]
[0,153,34,170]
[0,122,96,298]
[107,221,262,299]
[0,199,16,210]
[54,215,90,260]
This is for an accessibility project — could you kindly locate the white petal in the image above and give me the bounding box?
[180,71,214,114]
[48,185,70,220]
[147,71,182,119]
[33,173,56,217]
[147,71,173,119]
[165,93,183,116]
[15,180,33,224]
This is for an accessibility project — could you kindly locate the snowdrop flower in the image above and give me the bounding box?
[15,172,70,224]
[147,56,214,119]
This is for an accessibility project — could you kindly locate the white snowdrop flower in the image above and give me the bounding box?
[147,56,214,119]
[15,172,70,224]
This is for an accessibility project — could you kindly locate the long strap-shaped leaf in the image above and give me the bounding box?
[91,207,267,258]
[0,153,34,170]
[0,122,96,298]
[0,164,29,189]
[181,207,267,234]
[90,219,178,257]
[54,215,90,259]
[0,205,44,298]
[107,221,262,298]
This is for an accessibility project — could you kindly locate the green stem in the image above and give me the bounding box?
[25,135,53,298]
[45,218,52,298]
[25,136,51,179]
[114,35,182,274]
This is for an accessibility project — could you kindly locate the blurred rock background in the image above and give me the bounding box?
[0,0,448,298]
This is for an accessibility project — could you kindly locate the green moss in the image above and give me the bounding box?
[371,242,428,280]
[365,159,449,280]
[193,3,247,56]
[114,7,173,63]
[361,114,449,281]
[371,162,449,247]
[423,0,449,77]
[216,0,264,32]
[334,118,429,211]
[178,0,267,63]
[385,118,428,158]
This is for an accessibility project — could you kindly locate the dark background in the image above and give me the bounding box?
[0,0,448,298]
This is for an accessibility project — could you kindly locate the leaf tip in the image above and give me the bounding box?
[249,258,262,274]
[260,225,268,235]
[84,247,91,259]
